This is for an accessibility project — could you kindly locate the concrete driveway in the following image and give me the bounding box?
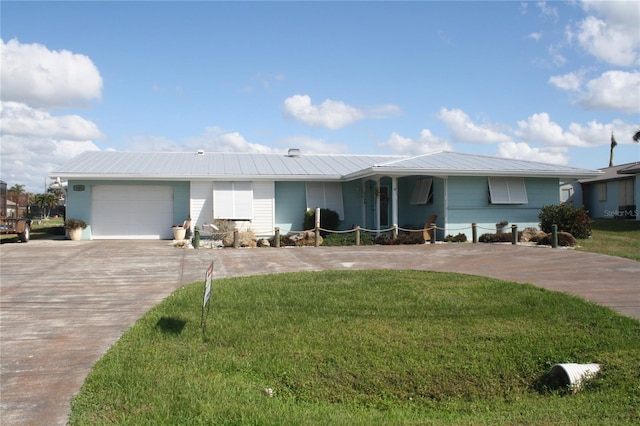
[1,239,639,425]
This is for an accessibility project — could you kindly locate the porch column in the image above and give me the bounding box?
[392,176,398,229]
[375,178,381,235]
[361,180,367,228]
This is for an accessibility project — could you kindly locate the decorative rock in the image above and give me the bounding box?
[290,230,322,246]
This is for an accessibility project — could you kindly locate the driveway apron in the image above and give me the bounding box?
[1,240,639,425]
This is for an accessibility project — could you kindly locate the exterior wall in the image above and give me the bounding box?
[583,177,638,219]
[190,181,213,230]
[446,176,559,238]
[66,180,189,240]
[396,176,443,230]
[274,181,306,234]
[341,180,364,230]
[635,175,640,221]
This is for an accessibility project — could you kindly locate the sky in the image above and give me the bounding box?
[1,0,639,193]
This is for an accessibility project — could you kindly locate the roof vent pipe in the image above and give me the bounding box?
[287,148,301,157]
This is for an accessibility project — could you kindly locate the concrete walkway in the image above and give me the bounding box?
[1,239,638,425]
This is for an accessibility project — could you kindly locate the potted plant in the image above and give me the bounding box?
[172,224,186,240]
[65,218,87,241]
[496,220,509,234]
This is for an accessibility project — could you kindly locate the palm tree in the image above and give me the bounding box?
[34,193,57,219]
[8,184,26,217]
[633,128,640,143]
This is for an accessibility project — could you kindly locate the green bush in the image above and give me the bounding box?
[303,209,341,235]
[539,204,591,239]
[445,233,468,242]
[322,232,374,246]
[374,231,425,245]
[479,232,513,243]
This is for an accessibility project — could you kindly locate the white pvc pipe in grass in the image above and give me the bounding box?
[549,363,600,391]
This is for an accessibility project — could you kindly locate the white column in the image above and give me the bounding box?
[375,178,381,234]
[392,176,398,229]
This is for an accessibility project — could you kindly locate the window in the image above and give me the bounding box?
[411,178,433,205]
[306,182,344,219]
[618,179,634,206]
[213,181,253,220]
[560,188,571,203]
[488,177,528,204]
[597,183,607,201]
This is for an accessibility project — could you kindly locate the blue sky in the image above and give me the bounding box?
[1,0,639,193]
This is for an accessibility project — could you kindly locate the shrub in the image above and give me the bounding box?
[303,209,341,236]
[445,233,468,243]
[478,232,513,243]
[374,231,424,245]
[322,232,374,246]
[208,219,236,241]
[64,218,87,230]
[539,204,591,239]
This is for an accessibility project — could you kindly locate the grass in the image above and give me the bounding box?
[69,270,640,425]
[577,219,640,261]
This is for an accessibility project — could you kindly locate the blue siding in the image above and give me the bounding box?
[341,180,364,230]
[447,176,559,237]
[583,177,638,219]
[274,181,306,233]
[397,176,443,230]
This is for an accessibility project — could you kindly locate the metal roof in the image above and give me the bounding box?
[50,150,601,181]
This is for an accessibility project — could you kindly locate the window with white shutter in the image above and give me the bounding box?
[488,177,528,204]
[411,178,433,205]
[213,182,253,220]
[305,182,344,219]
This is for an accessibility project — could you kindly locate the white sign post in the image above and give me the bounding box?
[201,261,214,332]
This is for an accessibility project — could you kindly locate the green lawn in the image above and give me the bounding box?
[69,270,640,425]
[577,219,640,261]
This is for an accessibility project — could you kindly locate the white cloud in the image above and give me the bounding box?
[578,70,640,114]
[126,127,277,154]
[282,94,400,130]
[497,141,568,165]
[0,102,106,140]
[0,102,104,193]
[379,129,451,155]
[568,119,639,146]
[0,39,104,192]
[515,112,588,147]
[437,108,512,144]
[526,32,542,41]
[536,1,558,20]
[548,71,583,91]
[0,38,103,109]
[283,94,363,129]
[572,1,640,66]
[1,133,100,193]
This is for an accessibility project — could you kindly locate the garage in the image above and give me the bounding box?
[91,185,173,239]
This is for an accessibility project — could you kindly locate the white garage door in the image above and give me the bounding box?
[92,185,173,239]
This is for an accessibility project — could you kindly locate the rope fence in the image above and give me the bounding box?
[189,219,561,249]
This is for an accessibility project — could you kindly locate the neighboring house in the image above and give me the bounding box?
[578,162,639,220]
[49,150,601,240]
